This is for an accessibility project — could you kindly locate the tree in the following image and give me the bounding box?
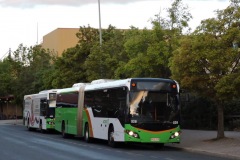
[11,44,55,104]
[119,27,172,78]
[170,0,240,139]
[111,27,154,78]
[50,25,98,87]
[0,59,14,97]
[0,44,55,105]
[156,0,192,32]
[118,0,192,78]
[84,25,127,80]
[51,45,89,88]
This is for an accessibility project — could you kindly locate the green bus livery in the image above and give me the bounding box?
[55,78,181,147]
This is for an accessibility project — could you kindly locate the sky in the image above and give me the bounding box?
[0,0,230,59]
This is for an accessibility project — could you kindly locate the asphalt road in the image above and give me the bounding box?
[0,124,233,160]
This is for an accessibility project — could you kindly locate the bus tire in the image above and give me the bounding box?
[84,123,91,143]
[39,121,45,133]
[108,125,117,148]
[61,122,68,138]
[27,119,32,131]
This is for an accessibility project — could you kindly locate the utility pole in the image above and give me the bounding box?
[98,0,103,78]
[0,50,10,60]
[37,22,39,45]
[8,48,11,57]
[98,0,102,46]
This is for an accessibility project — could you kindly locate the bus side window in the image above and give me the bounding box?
[84,92,98,116]
[40,99,47,116]
[112,88,127,119]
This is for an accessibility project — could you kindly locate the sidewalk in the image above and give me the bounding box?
[0,119,23,125]
[167,129,240,159]
[1,120,240,159]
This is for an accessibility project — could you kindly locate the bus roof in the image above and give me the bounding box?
[24,89,59,99]
[57,87,79,94]
[38,89,59,94]
[24,93,39,100]
[24,93,49,100]
[57,78,178,94]
[72,83,90,87]
[85,78,176,91]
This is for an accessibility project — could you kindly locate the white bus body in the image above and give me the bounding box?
[23,89,58,131]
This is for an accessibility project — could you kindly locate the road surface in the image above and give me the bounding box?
[0,124,233,160]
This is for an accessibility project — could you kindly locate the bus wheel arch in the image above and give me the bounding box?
[108,124,117,148]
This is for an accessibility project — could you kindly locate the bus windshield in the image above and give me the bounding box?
[129,91,180,124]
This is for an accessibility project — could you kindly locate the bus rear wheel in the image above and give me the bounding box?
[61,122,68,138]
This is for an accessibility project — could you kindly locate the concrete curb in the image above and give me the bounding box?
[172,146,240,160]
[0,119,23,125]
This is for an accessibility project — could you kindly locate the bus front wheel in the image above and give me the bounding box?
[108,125,117,148]
[27,119,32,131]
[84,123,91,143]
[39,121,44,133]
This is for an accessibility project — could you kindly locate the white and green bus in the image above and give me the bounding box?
[23,89,58,132]
[55,78,181,147]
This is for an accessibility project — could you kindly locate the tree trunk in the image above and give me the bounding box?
[217,102,225,139]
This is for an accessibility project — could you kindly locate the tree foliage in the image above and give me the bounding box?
[0,44,55,104]
[84,25,127,80]
[170,0,240,138]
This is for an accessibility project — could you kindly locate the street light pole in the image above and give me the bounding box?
[98,0,103,78]
[98,0,102,46]
[6,99,8,119]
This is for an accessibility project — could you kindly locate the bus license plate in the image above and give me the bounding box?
[151,138,160,142]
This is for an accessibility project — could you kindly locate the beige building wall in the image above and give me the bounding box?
[42,28,79,57]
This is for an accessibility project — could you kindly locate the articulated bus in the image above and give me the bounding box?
[55,78,181,147]
[23,89,58,132]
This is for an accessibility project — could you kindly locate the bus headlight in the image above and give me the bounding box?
[125,130,140,138]
[48,121,55,125]
[170,131,180,139]
[174,132,179,137]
